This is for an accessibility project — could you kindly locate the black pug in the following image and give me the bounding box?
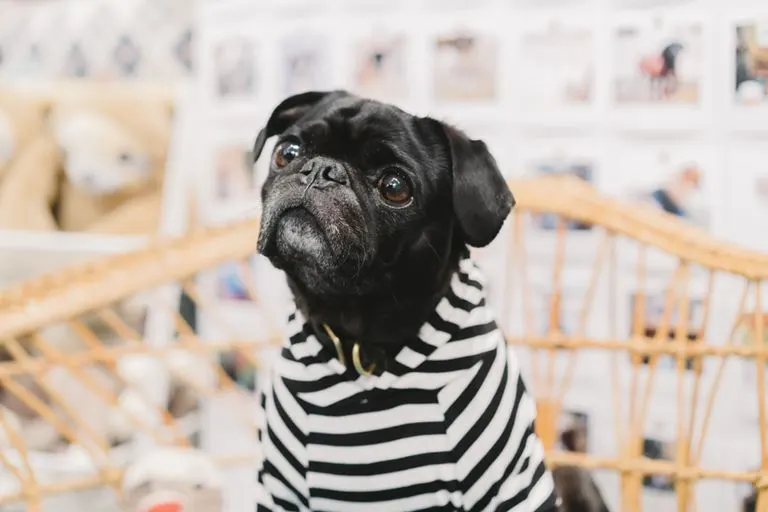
[252,90,559,512]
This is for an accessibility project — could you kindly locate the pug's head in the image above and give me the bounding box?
[253,91,513,329]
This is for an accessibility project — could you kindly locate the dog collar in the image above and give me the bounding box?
[321,323,376,377]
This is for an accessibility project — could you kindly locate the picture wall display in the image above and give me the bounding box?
[612,17,704,106]
[351,31,409,101]
[279,32,332,95]
[432,28,500,103]
[0,0,196,82]
[515,14,596,125]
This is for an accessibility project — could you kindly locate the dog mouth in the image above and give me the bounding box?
[267,206,330,261]
[279,207,320,233]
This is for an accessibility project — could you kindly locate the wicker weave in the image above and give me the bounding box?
[0,173,765,511]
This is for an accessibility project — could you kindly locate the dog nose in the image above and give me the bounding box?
[300,157,348,188]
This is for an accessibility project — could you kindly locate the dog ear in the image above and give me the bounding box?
[252,91,340,163]
[431,120,515,248]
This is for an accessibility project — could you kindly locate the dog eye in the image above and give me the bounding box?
[273,141,301,169]
[378,171,412,206]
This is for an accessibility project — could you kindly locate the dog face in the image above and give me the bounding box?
[253,90,514,297]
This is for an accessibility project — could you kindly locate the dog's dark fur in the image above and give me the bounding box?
[553,466,610,512]
[253,90,514,366]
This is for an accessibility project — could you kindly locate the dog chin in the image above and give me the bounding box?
[273,208,332,268]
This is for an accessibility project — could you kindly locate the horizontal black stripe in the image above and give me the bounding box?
[417,354,487,374]
[281,373,346,394]
[451,319,497,341]
[300,388,437,416]
[272,495,300,511]
[287,325,310,346]
[308,421,446,446]
[310,478,456,503]
[445,280,481,310]
[458,270,483,291]
[404,335,442,356]
[381,356,415,376]
[308,451,449,476]
[426,309,462,338]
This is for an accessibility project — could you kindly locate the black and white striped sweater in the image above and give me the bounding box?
[256,258,558,511]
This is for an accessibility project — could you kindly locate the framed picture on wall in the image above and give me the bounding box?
[279,31,331,96]
[0,4,33,77]
[210,33,258,100]
[604,139,722,234]
[734,23,768,106]
[726,12,768,132]
[610,12,708,130]
[197,120,266,224]
[213,144,256,203]
[515,14,596,127]
[432,28,499,103]
[351,31,408,101]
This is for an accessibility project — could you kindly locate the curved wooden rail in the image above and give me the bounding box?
[511,174,768,278]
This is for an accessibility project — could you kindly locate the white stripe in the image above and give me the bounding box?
[461,361,525,506]
[277,352,340,384]
[289,336,324,359]
[394,345,426,367]
[525,448,556,510]
[417,321,451,347]
[261,473,306,511]
[309,432,449,465]
[262,411,308,499]
[462,259,487,286]
[388,367,474,390]
[455,363,516,488]
[496,429,536,504]
[308,402,443,434]
[428,326,500,362]
[447,275,484,306]
[310,491,454,512]
[441,343,506,444]
[476,394,536,511]
[297,382,362,407]
[271,378,308,466]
